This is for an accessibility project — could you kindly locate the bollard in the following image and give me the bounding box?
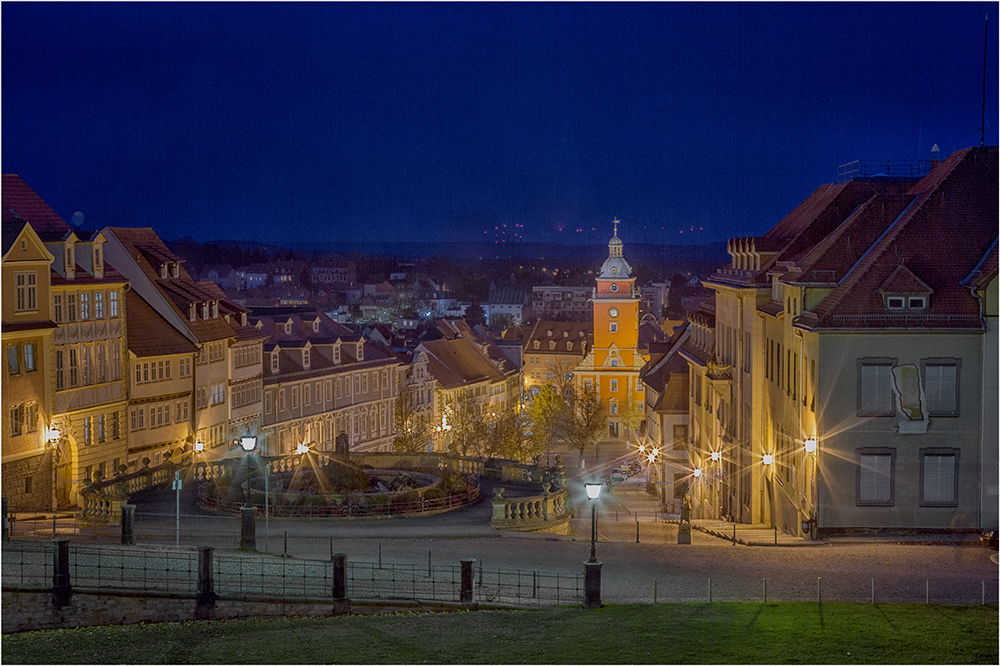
[732,523,736,545]
[196,545,216,616]
[773,525,777,545]
[460,558,475,605]
[329,535,333,561]
[584,560,602,608]
[378,540,382,569]
[2,497,8,541]
[239,506,256,551]
[283,530,288,557]
[52,537,71,607]
[120,504,136,546]
[636,520,640,544]
[53,513,57,537]
[332,553,351,614]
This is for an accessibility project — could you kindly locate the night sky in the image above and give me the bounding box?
[3,2,997,248]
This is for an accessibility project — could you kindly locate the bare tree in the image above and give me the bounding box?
[563,386,607,465]
[392,381,431,452]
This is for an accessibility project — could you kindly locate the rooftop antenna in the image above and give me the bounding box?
[981,14,988,146]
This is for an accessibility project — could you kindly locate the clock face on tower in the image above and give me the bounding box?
[609,283,618,292]
[609,308,619,317]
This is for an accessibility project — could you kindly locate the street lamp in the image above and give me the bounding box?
[762,453,774,466]
[693,467,702,478]
[585,482,602,563]
[804,438,817,454]
[710,451,721,462]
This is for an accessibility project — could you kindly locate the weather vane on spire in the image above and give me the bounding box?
[612,217,620,236]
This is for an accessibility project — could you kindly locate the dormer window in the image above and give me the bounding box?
[303,347,311,370]
[547,330,552,337]
[201,302,209,319]
[65,246,74,274]
[93,245,103,278]
[908,297,926,310]
[567,342,573,351]
[333,345,341,364]
[549,341,556,350]
[312,318,320,333]
[160,264,168,279]
[270,351,280,373]
[211,302,219,318]
[171,263,180,278]
[284,320,292,335]
[563,331,568,337]
[533,340,540,349]
[356,343,364,361]
[189,303,197,321]
[887,297,905,310]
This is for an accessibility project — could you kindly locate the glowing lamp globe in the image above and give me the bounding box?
[585,482,603,500]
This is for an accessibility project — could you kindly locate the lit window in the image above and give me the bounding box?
[14,272,37,312]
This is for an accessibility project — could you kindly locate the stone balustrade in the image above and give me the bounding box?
[491,482,572,535]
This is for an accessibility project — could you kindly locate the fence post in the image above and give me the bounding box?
[120,504,136,546]
[332,553,350,614]
[460,558,475,606]
[52,537,71,607]
[240,506,256,551]
[584,560,602,609]
[196,545,216,617]
[2,497,8,541]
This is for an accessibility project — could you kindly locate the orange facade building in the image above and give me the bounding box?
[574,221,648,440]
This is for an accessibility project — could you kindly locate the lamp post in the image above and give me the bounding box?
[585,482,602,562]
[584,481,603,609]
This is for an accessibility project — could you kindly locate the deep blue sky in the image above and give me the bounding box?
[3,2,997,247]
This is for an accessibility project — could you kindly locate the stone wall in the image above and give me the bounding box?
[1,452,52,508]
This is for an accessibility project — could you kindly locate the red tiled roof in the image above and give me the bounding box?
[126,291,199,357]
[807,146,998,328]
[1,175,72,235]
[876,265,933,295]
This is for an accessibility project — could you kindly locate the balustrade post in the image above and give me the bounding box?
[491,487,507,523]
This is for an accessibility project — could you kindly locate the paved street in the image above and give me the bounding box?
[7,443,998,606]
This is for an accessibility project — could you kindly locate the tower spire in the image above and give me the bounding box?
[613,217,620,237]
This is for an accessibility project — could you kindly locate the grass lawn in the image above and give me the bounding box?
[2,602,997,664]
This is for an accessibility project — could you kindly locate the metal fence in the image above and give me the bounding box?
[1,540,583,606]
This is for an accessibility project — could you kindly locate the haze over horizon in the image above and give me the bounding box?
[3,2,997,247]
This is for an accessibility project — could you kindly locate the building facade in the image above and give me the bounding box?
[686,146,998,535]
[574,222,648,440]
